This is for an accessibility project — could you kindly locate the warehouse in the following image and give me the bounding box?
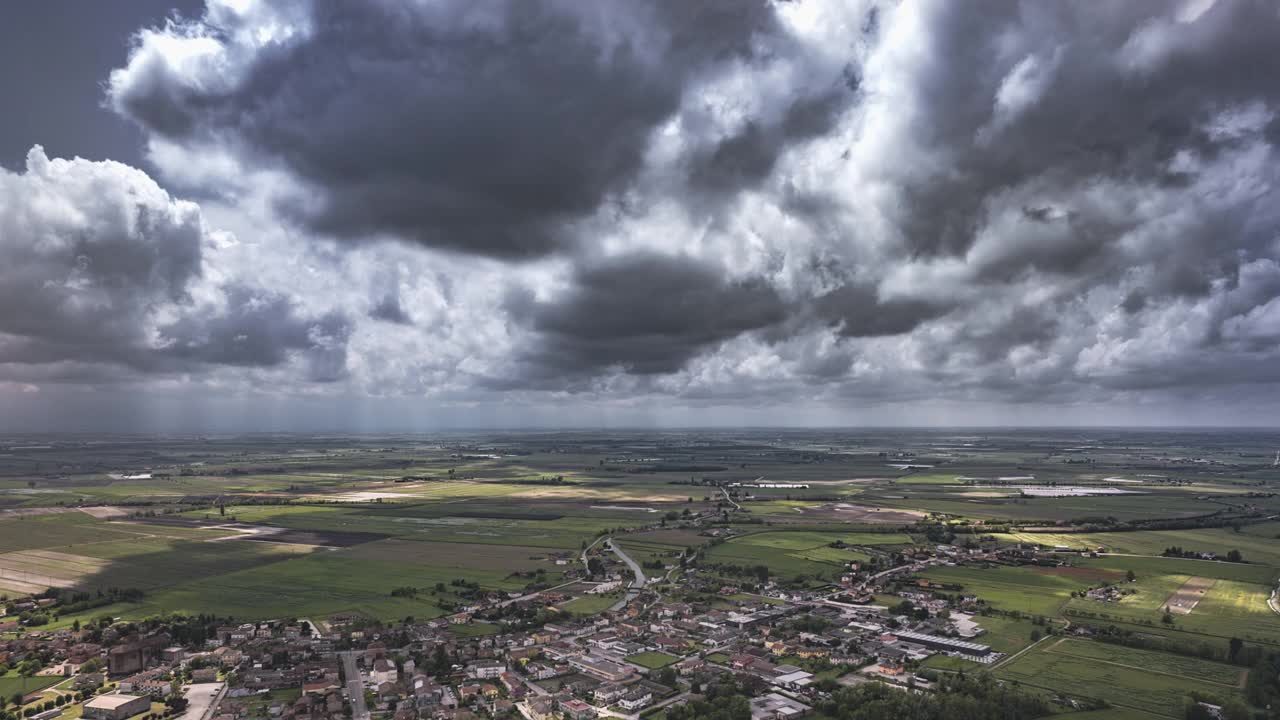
[83,694,151,720]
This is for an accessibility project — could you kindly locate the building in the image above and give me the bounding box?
[371,658,399,685]
[618,690,652,712]
[891,631,992,659]
[568,656,633,683]
[107,636,167,675]
[468,661,506,680]
[749,693,809,720]
[559,699,596,720]
[83,695,151,720]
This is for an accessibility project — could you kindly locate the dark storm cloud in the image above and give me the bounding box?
[812,283,951,338]
[159,285,352,381]
[370,293,413,325]
[888,1,1280,264]
[110,0,782,258]
[0,147,203,369]
[6,0,1280,423]
[506,252,786,379]
[0,147,351,382]
[687,87,851,193]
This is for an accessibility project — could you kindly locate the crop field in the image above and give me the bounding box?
[3,429,1278,649]
[995,527,1280,569]
[920,565,1086,616]
[995,637,1246,717]
[344,538,567,577]
[1061,559,1280,644]
[735,531,913,548]
[1076,554,1278,584]
[703,531,888,579]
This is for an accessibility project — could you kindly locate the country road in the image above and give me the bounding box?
[609,538,647,588]
[606,538,647,611]
[340,651,369,720]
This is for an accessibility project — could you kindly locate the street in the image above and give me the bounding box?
[340,651,370,720]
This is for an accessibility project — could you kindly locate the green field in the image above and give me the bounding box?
[0,675,61,699]
[626,652,680,669]
[921,565,1087,616]
[995,638,1246,717]
[995,528,1280,569]
[559,593,621,616]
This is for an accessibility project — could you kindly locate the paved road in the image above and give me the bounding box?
[340,651,370,720]
[495,579,579,608]
[609,539,647,588]
[180,683,226,720]
[606,538,647,611]
[597,692,691,720]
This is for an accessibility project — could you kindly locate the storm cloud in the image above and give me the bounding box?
[108,0,782,258]
[507,252,786,380]
[0,146,351,382]
[3,0,1280,428]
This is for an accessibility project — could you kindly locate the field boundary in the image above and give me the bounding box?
[1044,639,1247,689]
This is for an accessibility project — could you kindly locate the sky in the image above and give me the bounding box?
[2,0,1280,432]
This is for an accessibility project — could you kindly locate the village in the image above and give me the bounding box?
[0,536,1098,720]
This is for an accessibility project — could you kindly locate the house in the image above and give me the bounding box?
[371,658,399,685]
[468,661,505,679]
[592,685,628,705]
[525,699,556,720]
[559,699,596,720]
[618,690,652,712]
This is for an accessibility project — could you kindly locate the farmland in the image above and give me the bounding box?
[2,429,1280,715]
[995,638,1247,717]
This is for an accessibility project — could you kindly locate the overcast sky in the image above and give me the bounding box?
[2,0,1280,432]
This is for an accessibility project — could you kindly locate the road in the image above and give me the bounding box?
[179,682,226,720]
[606,538,647,611]
[720,486,741,511]
[340,651,370,720]
[582,535,607,566]
[596,692,692,720]
[495,579,579,608]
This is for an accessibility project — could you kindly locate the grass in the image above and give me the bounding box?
[626,652,680,669]
[448,621,501,637]
[704,530,900,580]
[968,614,1044,654]
[920,654,981,671]
[559,593,621,616]
[1062,561,1280,645]
[995,637,1246,717]
[0,675,60,698]
[920,565,1085,616]
[995,528,1280,570]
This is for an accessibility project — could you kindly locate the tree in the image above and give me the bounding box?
[1226,549,1243,563]
[1125,569,1136,582]
[1184,699,1215,720]
[1228,637,1243,662]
